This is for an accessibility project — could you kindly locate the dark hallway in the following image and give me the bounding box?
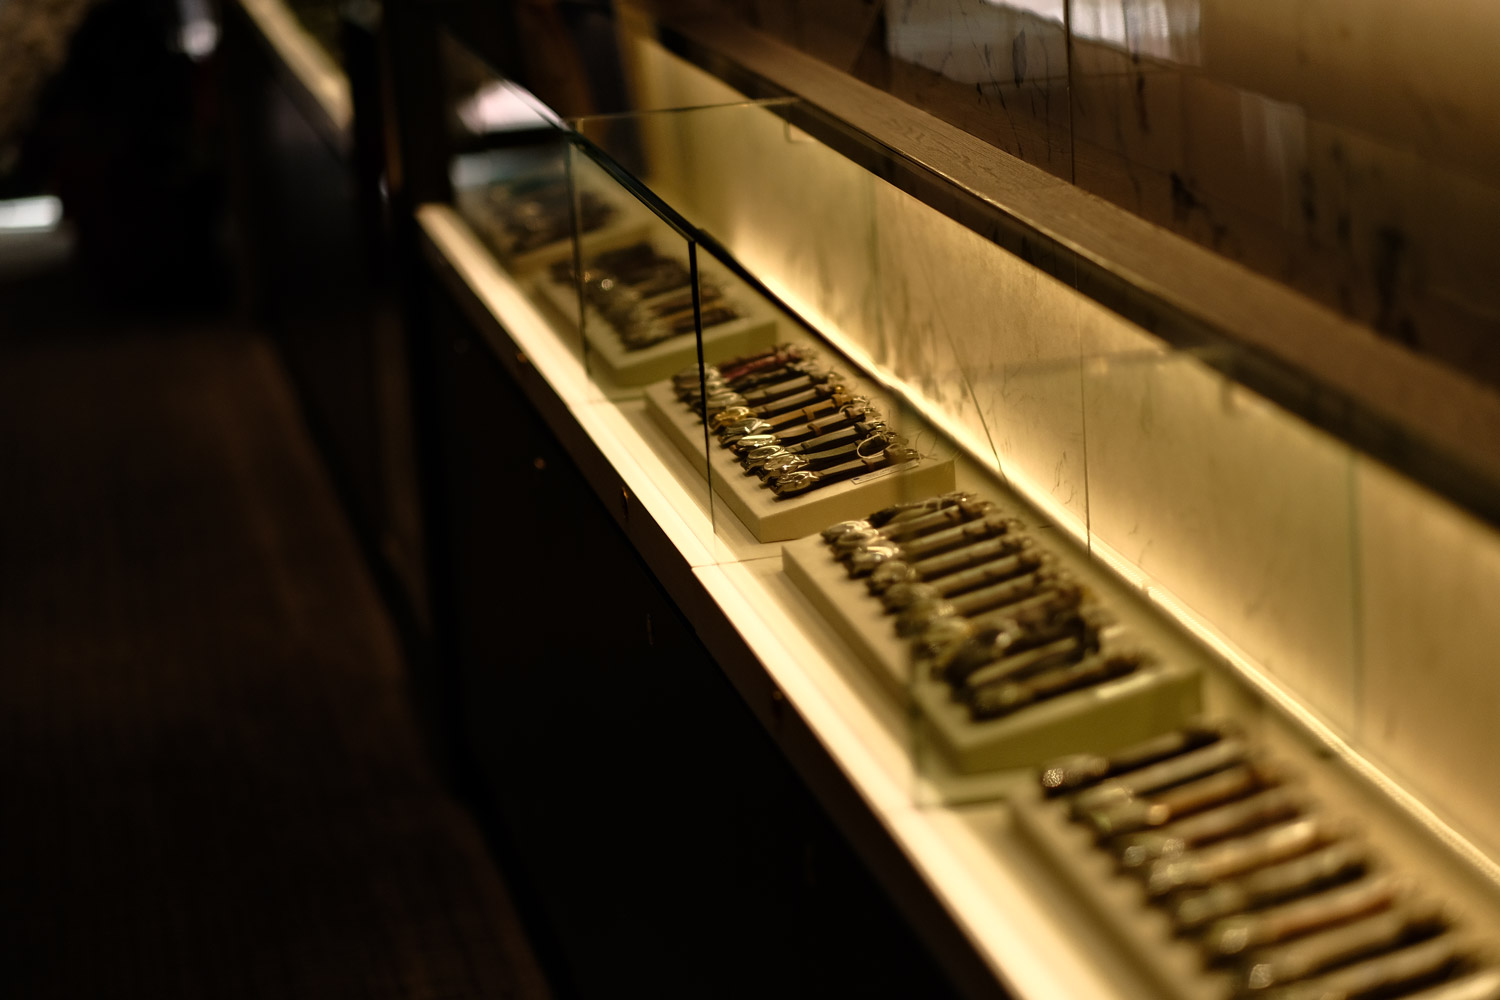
[0,266,552,998]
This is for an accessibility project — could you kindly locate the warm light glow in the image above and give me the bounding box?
[753,270,1091,542]
[175,0,219,59]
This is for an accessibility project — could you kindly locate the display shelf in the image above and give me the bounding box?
[418,194,1500,1000]
[418,202,1142,999]
[1008,723,1500,1000]
[781,533,1202,779]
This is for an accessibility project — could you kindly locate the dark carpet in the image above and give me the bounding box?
[0,276,552,999]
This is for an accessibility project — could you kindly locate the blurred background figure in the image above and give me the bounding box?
[0,0,227,310]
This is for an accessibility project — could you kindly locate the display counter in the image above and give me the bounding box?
[331,8,1500,998]
[404,30,1500,993]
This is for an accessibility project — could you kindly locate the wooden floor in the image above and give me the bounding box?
[0,276,553,999]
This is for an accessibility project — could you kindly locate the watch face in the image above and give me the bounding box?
[820,519,869,542]
[732,434,778,453]
[769,470,817,497]
[761,454,805,477]
[744,444,784,465]
[914,621,975,677]
[710,406,752,428]
[868,560,917,591]
[831,527,882,555]
[846,543,898,576]
[723,420,773,442]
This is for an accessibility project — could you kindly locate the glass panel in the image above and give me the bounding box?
[560,139,727,551]
[428,6,1500,866]
[559,87,1368,807]
[1078,319,1362,742]
[1066,0,1500,396]
[1354,459,1500,860]
[450,140,580,281]
[577,97,883,375]
[441,37,586,345]
[558,145,702,396]
[572,100,891,564]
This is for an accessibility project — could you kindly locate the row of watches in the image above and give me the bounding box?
[672,346,920,498]
[818,492,1147,720]
[1040,724,1499,1000]
[553,241,742,350]
[476,179,615,258]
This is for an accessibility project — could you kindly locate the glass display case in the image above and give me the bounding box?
[420,17,1500,1000]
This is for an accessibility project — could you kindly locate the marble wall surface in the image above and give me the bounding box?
[682,0,1500,395]
[1068,0,1500,390]
[620,31,1500,859]
[883,0,1071,178]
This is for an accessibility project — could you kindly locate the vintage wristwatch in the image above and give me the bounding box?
[755,429,901,480]
[767,438,920,498]
[706,371,841,423]
[908,572,1075,677]
[966,651,1142,721]
[686,360,824,410]
[729,401,879,450]
[947,603,1111,692]
[716,394,865,446]
[743,426,875,472]
[817,491,981,543]
[1115,784,1306,868]
[906,578,1088,653]
[673,345,805,395]
[625,302,741,347]
[1069,736,1253,817]
[742,381,854,422]
[644,282,723,319]
[741,420,887,472]
[842,509,1019,576]
[1142,815,1350,898]
[878,545,1046,613]
[1078,758,1284,839]
[1203,872,1411,958]
[1170,838,1371,932]
[724,392,856,437]
[1039,722,1236,796]
[831,499,998,559]
[1258,935,1473,1000]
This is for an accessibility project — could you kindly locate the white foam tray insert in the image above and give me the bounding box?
[644,379,957,543]
[781,534,1203,775]
[1010,782,1236,1000]
[534,265,779,386]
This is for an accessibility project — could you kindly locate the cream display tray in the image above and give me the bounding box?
[781,534,1202,775]
[644,380,957,543]
[452,185,654,277]
[1010,780,1236,1000]
[535,264,780,387]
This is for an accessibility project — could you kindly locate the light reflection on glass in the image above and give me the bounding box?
[888,0,1066,86]
[456,81,561,136]
[1069,0,1200,65]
